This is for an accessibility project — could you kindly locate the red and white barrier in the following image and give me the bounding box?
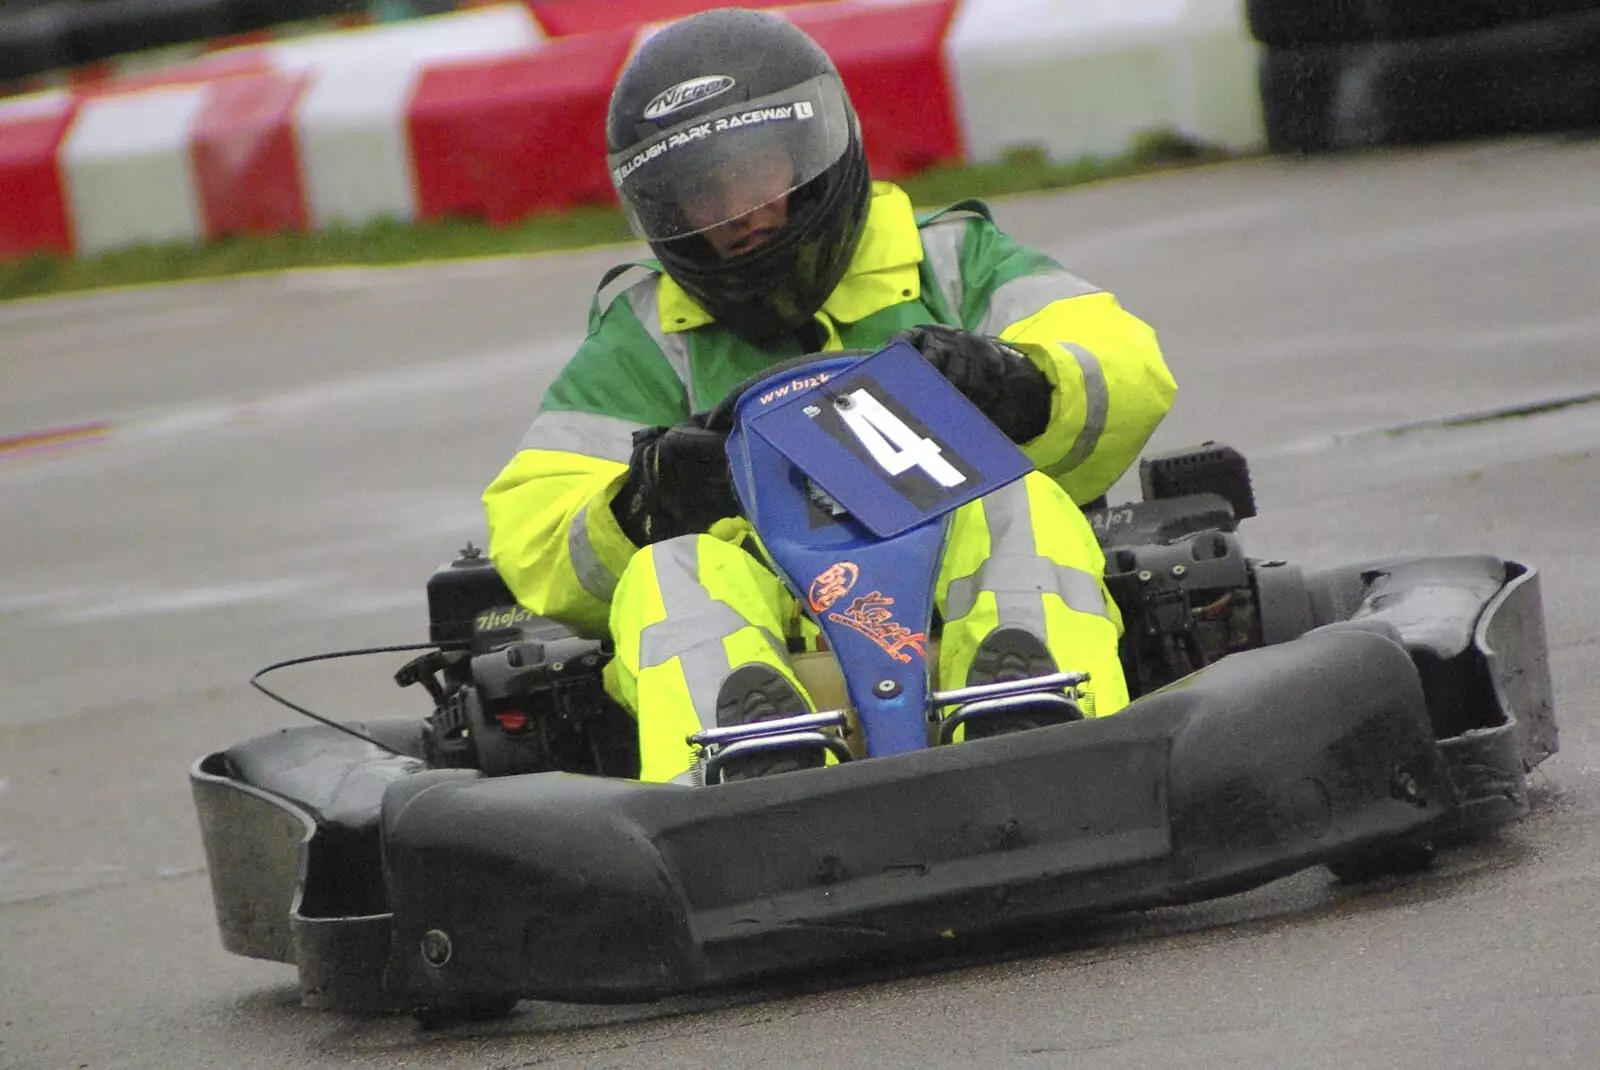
[786,0,961,177]
[409,25,641,223]
[0,0,1264,261]
[523,0,806,37]
[945,0,1263,162]
[0,91,78,257]
[194,73,310,237]
[61,85,217,253]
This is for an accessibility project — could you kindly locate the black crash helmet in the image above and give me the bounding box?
[605,8,872,343]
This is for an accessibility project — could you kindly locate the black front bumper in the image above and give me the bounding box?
[380,625,1454,1004]
[191,556,1556,1009]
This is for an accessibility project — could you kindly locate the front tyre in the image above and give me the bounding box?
[413,995,520,1030]
[1327,838,1436,884]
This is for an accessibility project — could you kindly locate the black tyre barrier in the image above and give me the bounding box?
[228,0,368,37]
[0,0,375,83]
[0,5,75,83]
[68,0,236,65]
[1247,0,1600,48]
[1260,9,1600,152]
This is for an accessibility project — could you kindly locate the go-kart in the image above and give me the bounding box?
[190,342,1558,1020]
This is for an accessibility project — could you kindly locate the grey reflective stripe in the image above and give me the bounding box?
[1047,342,1110,477]
[637,537,786,727]
[518,410,641,464]
[976,269,1100,336]
[944,479,1110,634]
[919,217,968,327]
[567,503,619,602]
[625,277,695,402]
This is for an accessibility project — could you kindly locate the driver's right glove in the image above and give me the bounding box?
[610,420,744,546]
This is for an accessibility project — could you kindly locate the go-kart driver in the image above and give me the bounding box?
[483,8,1178,783]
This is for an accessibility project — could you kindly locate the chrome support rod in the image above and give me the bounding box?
[687,709,851,749]
[930,670,1090,709]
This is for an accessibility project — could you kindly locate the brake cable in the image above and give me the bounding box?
[249,642,465,757]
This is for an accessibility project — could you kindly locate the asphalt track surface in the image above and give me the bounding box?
[3,137,1599,1070]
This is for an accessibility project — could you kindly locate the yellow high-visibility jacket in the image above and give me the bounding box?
[485,182,1178,637]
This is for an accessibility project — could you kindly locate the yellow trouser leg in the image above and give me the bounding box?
[605,533,814,783]
[935,471,1129,718]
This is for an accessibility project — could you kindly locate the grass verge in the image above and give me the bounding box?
[0,132,1235,302]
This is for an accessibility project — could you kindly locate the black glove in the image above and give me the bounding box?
[610,417,743,546]
[892,324,1053,443]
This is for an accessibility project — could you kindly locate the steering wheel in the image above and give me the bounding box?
[697,349,874,433]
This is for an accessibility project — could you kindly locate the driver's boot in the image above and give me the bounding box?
[713,663,827,781]
[962,627,1084,740]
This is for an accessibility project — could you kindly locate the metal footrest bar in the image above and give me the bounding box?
[689,711,853,786]
[687,710,851,749]
[938,692,1084,744]
[930,670,1090,709]
[700,731,856,785]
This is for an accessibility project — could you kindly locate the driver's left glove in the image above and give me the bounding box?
[891,324,1053,444]
[610,419,744,546]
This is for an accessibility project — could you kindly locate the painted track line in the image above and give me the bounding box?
[0,421,111,456]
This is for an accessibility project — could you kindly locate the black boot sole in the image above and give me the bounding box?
[713,663,826,781]
[962,626,1079,740]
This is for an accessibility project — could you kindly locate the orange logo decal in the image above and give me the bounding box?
[827,591,927,664]
[808,561,859,613]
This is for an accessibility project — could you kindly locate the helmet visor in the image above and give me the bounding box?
[608,73,854,243]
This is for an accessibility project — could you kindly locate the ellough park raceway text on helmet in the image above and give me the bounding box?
[611,100,818,187]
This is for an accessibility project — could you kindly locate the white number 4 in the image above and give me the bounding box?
[837,388,966,488]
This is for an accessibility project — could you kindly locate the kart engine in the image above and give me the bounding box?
[397,546,639,778]
[1087,442,1278,698]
